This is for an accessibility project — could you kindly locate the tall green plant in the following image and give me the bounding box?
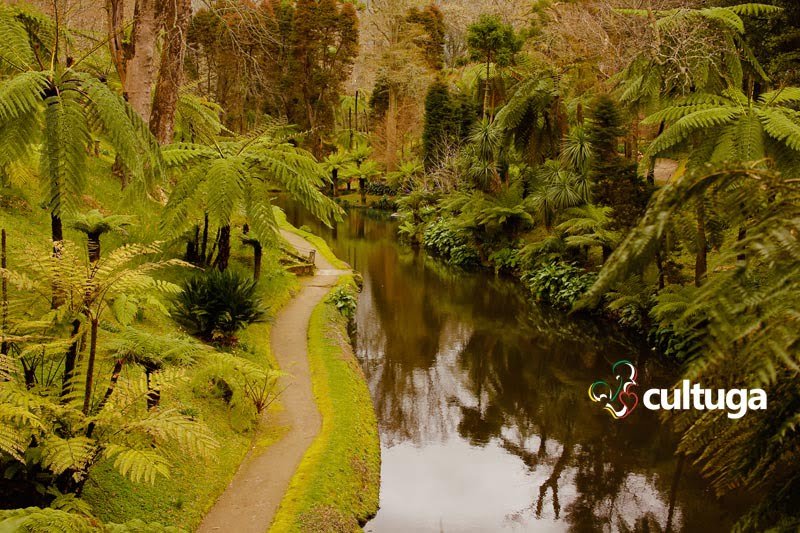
[161,121,341,270]
[0,6,159,245]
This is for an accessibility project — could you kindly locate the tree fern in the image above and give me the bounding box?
[161,124,342,268]
[0,8,160,242]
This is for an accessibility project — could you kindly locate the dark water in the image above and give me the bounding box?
[280,203,738,533]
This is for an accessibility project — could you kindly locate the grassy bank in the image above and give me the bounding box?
[275,208,350,270]
[270,275,380,532]
[83,260,297,529]
[1,162,299,529]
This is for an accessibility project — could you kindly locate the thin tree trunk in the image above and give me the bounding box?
[145,367,161,410]
[483,54,491,120]
[51,214,65,308]
[253,242,262,281]
[359,177,367,205]
[655,249,665,290]
[87,232,101,263]
[385,87,399,172]
[646,121,665,186]
[737,226,747,264]
[126,0,159,123]
[215,225,231,272]
[51,213,64,244]
[1,229,7,356]
[82,318,99,414]
[201,212,209,265]
[150,0,192,144]
[61,319,81,400]
[695,202,707,287]
[331,167,338,197]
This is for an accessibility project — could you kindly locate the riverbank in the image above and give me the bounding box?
[197,226,380,533]
[269,274,380,532]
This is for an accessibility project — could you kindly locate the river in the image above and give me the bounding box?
[280,203,738,532]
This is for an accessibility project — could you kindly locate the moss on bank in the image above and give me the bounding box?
[269,275,380,532]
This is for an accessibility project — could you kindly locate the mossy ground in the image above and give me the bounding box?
[269,275,380,532]
[1,157,298,530]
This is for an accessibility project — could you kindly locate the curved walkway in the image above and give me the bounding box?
[198,231,349,533]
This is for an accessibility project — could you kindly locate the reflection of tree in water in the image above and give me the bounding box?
[280,202,734,531]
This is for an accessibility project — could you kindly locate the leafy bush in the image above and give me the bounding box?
[326,285,358,321]
[422,218,480,268]
[370,195,398,211]
[365,182,397,196]
[173,270,267,344]
[488,247,520,274]
[522,261,597,309]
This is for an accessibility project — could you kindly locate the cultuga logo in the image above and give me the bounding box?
[588,360,639,420]
[589,360,768,420]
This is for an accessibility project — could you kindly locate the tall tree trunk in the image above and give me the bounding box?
[1,229,7,356]
[331,167,338,197]
[51,213,63,244]
[482,54,491,120]
[215,225,231,272]
[51,214,65,308]
[737,226,747,264]
[126,0,159,123]
[150,0,192,144]
[359,177,367,205]
[82,318,99,414]
[695,202,707,287]
[145,366,161,410]
[105,0,127,90]
[385,87,399,172]
[646,121,665,186]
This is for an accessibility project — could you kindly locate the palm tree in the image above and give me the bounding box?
[556,205,620,263]
[322,149,351,197]
[578,166,800,530]
[68,210,134,262]
[643,87,800,283]
[615,3,782,183]
[0,6,157,245]
[161,122,341,271]
[526,160,590,229]
[493,73,564,164]
[388,159,423,192]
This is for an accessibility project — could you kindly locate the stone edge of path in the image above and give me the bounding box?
[197,230,349,533]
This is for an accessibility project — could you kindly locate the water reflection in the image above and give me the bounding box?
[279,203,737,532]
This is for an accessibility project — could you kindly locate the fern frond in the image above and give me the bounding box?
[104,444,171,485]
[0,70,48,122]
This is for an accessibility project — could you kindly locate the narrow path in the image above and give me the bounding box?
[198,231,349,533]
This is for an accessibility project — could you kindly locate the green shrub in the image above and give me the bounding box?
[522,261,597,309]
[422,218,480,268]
[326,285,357,321]
[173,270,267,345]
[370,195,398,211]
[488,247,520,274]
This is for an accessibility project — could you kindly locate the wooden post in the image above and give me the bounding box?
[308,250,316,265]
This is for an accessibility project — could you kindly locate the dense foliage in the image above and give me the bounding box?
[173,270,268,345]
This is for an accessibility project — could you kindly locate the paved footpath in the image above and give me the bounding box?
[198,230,349,533]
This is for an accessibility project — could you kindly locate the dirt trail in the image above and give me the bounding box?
[198,230,349,533]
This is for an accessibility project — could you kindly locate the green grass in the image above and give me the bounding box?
[275,209,350,270]
[1,158,299,530]
[82,262,297,529]
[269,275,380,532]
